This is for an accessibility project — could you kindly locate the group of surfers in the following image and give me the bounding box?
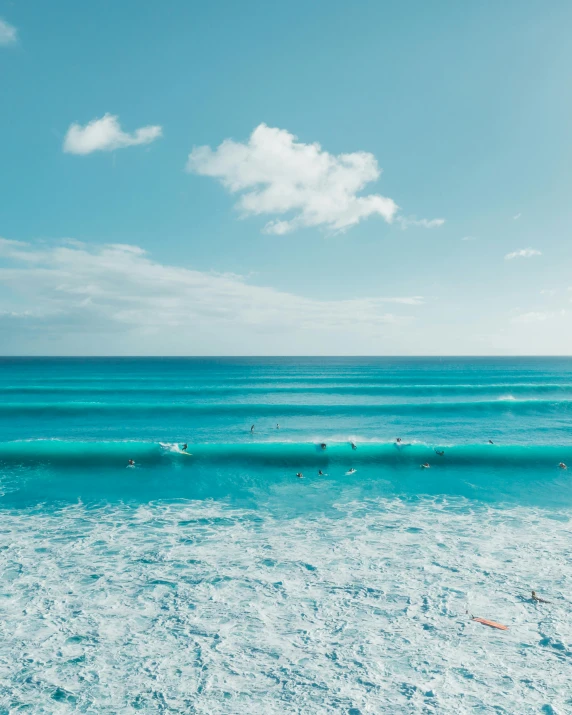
[126,430,568,472]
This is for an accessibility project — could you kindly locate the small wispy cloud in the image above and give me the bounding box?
[396,217,445,230]
[512,310,565,324]
[0,17,17,45]
[63,114,162,155]
[504,248,541,260]
[512,311,549,323]
[513,213,521,220]
[461,236,476,241]
[540,289,556,296]
[381,296,425,305]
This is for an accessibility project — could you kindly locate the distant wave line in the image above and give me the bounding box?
[1,374,569,386]
[0,399,570,418]
[1,383,572,397]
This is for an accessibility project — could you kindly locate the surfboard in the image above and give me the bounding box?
[471,617,508,630]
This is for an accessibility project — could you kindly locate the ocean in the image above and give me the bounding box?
[0,357,570,713]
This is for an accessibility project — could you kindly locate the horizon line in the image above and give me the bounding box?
[0,355,571,360]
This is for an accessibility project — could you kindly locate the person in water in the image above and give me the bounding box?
[276,423,280,430]
[251,425,255,433]
[320,443,327,450]
[488,439,494,445]
[396,438,402,444]
[351,442,357,450]
[559,462,567,469]
[532,590,551,603]
[347,468,356,474]
[435,450,445,456]
[318,470,324,476]
[296,472,304,479]
[182,443,188,452]
[421,463,430,469]
[128,459,135,466]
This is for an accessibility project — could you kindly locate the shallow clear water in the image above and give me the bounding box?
[0,358,571,713]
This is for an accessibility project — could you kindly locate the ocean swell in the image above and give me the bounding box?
[1,440,571,469]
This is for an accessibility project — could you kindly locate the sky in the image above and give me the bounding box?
[1,0,572,356]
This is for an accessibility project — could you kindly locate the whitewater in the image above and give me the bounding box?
[0,357,571,713]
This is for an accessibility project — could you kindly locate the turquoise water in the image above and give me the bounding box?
[0,358,571,712]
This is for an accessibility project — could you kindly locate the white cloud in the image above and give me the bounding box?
[513,213,521,220]
[63,114,162,155]
[0,18,17,45]
[461,236,476,241]
[187,124,405,234]
[504,248,541,260]
[396,217,445,229]
[540,289,556,296]
[0,239,423,344]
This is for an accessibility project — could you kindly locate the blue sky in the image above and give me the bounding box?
[1,0,571,355]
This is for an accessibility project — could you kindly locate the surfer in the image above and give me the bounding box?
[421,462,430,469]
[276,423,280,430]
[250,424,255,433]
[318,469,324,476]
[558,462,567,469]
[320,443,327,450]
[488,439,494,445]
[396,438,402,444]
[128,459,135,467]
[351,442,357,450]
[182,443,188,452]
[531,590,551,604]
[435,450,445,456]
[296,472,304,479]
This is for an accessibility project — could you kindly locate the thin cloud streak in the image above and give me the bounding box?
[0,239,423,342]
[396,217,445,229]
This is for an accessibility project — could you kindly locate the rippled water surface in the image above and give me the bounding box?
[0,357,571,713]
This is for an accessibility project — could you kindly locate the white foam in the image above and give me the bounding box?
[159,442,185,453]
[0,498,570,712]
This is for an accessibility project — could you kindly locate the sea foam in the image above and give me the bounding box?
[0,497,570,713]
